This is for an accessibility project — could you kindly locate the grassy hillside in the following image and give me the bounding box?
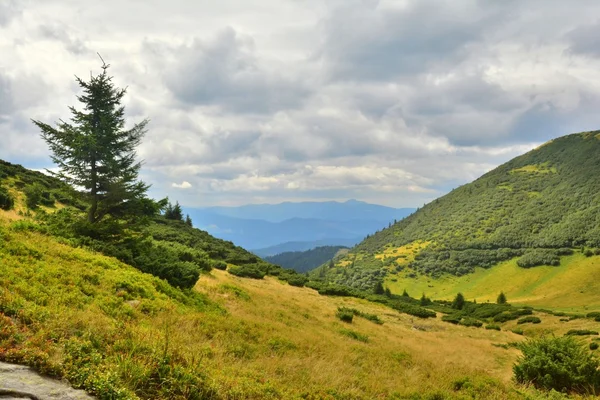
[265,246,349,273]
[0,159,307,289]
[317,132,600,303]
[385,253,600,312]
[4,213,598,399]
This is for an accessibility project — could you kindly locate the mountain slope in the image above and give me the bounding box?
[318,131,600,292]
[265,246,349,273]
[252,238,359,257]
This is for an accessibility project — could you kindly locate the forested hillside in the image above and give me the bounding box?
[315,132,600,289]
[265,246,349,273]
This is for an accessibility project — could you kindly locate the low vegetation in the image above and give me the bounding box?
[514,336,600,394]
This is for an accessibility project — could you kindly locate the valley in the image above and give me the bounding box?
[2,132,600,399]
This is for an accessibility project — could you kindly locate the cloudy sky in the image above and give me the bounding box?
[2,0,600,208]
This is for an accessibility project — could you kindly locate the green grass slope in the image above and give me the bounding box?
[315,132,600,306]
[0,159,306,288]
[385,253,600,312]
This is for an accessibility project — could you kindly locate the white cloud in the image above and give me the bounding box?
[172,181,192,189]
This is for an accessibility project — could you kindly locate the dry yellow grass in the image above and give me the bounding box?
[189,270,528,398]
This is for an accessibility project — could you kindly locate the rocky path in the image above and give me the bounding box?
[0,362,94,399]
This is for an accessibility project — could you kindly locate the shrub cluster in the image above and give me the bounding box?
[339,328,369,342]
[0,185,14,210]
[517,316,542,324]
[336,308,354,323]
[493,309,532,323]
[24,183,55,209]
[514,336,600,394]
[516,248,568,268]
[566,330,599,336]
[336,307,383,325]
[228,264,266,279]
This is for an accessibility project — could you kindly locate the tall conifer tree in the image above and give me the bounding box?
[32,58,149,223]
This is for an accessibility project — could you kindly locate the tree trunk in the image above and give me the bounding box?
[88,159,98,223]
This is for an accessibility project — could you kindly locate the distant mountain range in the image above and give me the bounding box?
[265,246,349,273]
[183,200,415,252]
[253,239,359,258]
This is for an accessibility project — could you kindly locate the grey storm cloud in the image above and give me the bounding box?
[164,28,312,114]
[317,0,507,81]
[38,23,88,55]
[0,0,21,27]
[0,73,13,118]
[566,22,600,58]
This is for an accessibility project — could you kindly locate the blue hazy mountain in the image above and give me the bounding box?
[252,239,359,258]
[183,200,414,251]
[202,199,414,223]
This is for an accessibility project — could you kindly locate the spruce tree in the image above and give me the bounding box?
[185,214,193,227]
[172,201,183,221]
[373,281,385,295]
[452,292,465,310]
[497,291,507,304]
[32,58,149,223]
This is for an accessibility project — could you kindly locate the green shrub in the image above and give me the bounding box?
[336,308,354,323]
[282,272,308,287]
[511,328,524,335]
[451,292,465,310]
[317,285,358,297]
[517,316,541,324]
[442,314,461,325]
[485,324,501,331]
[517,249,560,268]
[391,302,436,318]
[339,328,369,343]
[358,312,383,325]
[420,293,432,306]
[566,330,599,336]
[586,312,600,319]
[24,184,54,209]
[227,264,266,279]
[514,336,600,394]
[212,260,228,270]
[0,186,14,210]
[493,308,533,323]
[459,318,483,328]
[337,307,383,325]
[497,292,507,304]
[590,342,599,351]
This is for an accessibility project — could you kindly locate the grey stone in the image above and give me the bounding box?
[0,362,94,399]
